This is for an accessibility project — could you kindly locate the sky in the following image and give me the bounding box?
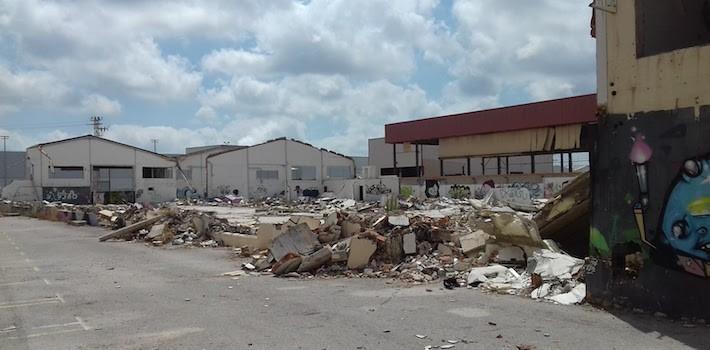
[0,0,596,156]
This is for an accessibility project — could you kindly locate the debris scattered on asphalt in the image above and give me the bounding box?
[2,174,589,305]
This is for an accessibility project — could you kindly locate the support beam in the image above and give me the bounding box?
[568,152,573,172]
[481,157,485,175]
[497,157,501,175]
[467,157,471,176]
[439,158,444,177]
[505,156,510,174]
[530,154,536,173]
[560,153,565,173]
[393,143,398,176]
[415,144,420,177]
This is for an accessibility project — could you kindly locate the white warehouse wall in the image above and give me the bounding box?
[207,138,354,199]
[27,136,177,204]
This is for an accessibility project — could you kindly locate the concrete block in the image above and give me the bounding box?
[460,230,488,255]
[297,246,332,273]
[214,232,259,249]
[388,215,410,226]
[68,220,86,226]
[347,237,377,269]
[341,221,361,237]
[291,216,321,230]
[403,232,417,255]
[269,223,320,261]
[256,223,288,250]
[146,224,165,241]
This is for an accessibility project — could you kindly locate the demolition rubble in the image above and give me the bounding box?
[0,175,589,306]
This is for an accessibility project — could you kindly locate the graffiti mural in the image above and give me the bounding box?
[590,106,710,316]
[366,182,392,195]
[43,187,90,204]
[634,154,710,277]
[447,184,471,199]
[425,180,439,198]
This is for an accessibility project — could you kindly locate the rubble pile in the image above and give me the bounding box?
[1,174,590,306]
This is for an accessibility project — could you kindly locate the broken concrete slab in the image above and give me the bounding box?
[256,223,289,250]
[99,216,163,242]
[341,220,361,237]
[492,213,542,247]
[214,232,259,249]
[347,237,377,269]
[272,253,302,276]
[459,230,488,255]
[290,216,321,230]
[269,223,321,261]
[146,224,165,241]
[68,220,86,226]
[403,232,417,255]
[388,215,410,227]
[297,246,333,273]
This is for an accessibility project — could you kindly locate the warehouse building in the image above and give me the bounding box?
[25,135,178,204]
[380,94,597,199]
[175,144,246,198]
[206,137,355,199]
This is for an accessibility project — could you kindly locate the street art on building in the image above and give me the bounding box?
[365,182,392,195]
[425,180,439,198]
[43,187,90,204]
[634,154,710,277]
[447,184,471,199]
[591,109,710,288]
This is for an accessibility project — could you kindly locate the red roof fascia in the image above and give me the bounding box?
[385,94,597,144]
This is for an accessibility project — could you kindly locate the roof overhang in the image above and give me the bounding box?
[384,94,597,144]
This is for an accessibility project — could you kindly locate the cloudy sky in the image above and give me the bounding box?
[0,0,596,156]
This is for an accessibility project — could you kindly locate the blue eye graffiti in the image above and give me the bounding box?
[660,158,710,275]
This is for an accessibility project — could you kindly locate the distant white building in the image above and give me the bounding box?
[175,144,246,198]
[206,138,355,199]
[25,135,177,204]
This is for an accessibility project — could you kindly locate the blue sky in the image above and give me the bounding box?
[0,0,596,156]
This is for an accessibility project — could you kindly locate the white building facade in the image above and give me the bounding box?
[206,138,354,199]
[175,145,245,198]
[26,135,177,204]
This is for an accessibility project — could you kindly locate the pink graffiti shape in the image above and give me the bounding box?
[677,256,706,277]
[629,133,653,163]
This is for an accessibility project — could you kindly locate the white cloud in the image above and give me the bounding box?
[80,94,121,117]
[0,0,596,156]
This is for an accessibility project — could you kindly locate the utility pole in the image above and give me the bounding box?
[151,139,158,152]
[90,116,108,136]
[1,135,8,188]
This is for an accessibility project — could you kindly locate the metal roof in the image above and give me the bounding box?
[28,134,176,161]
[385,94,597,144]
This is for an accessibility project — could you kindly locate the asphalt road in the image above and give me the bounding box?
[0,216,706,350]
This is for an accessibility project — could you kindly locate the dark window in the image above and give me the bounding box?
[142,167,173,179]
[380,166,420,177]
[49,166,84,179]
[636,0,710,57]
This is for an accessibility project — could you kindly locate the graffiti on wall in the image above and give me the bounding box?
[591,116,710,281]
[634,151,710,277]
[366,182,392,195]
[425,180,439,198]
[447,184,471,199]
[43,187,90,204]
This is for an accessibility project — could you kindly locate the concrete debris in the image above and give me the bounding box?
[347,237,377,269]
[2,172,591,307]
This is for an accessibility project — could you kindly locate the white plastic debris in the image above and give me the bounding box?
[548,283,586,305]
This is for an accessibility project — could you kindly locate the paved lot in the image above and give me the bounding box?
[0,216,706,349]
